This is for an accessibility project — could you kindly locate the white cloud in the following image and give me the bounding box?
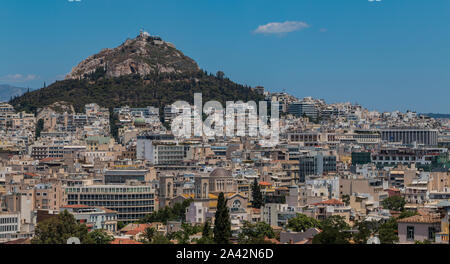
[253,21,310,35]
[0,74,39,83]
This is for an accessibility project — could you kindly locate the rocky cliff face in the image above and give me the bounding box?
[65,32,199,80]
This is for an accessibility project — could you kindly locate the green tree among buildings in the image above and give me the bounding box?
[32,210,113,244]
[251,178,264,209]
[312,216,352,244]
[213,192,232,244]
[381,196,406,212]
[238,221,275,244]
[195,220,215,244]
[286,213,321,232]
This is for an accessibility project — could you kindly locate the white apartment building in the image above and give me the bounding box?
[0,212,20,243]
[185,201,209,224]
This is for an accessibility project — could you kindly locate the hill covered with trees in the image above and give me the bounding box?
[11,70,263,113]
[10,33,264,113]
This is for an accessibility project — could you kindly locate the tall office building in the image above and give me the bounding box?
[299,152,337,183]
[65,184,156,223]
[287,98,319,119]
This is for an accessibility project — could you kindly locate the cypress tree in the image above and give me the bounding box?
[35,119,44,140]
[213,192,231,244]
[251,178,263,209]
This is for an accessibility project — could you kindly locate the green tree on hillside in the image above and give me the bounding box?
[11,72,264,115]
[35,119,44,139]
[216,71,225,80]
[109,110,119,141]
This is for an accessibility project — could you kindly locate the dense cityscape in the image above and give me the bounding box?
[0,83,449,244]
[1,1,449,249]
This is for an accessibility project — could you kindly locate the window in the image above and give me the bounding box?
[406,226,415,241]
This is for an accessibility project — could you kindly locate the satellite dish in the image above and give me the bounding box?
[67,237,81,244]
[367,236,381,244]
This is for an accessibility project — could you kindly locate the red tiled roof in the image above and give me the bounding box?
[397,213,441,224]
[24,172,39,177]
[111,238,143,244]
[264,237,281,244]
[122,223,153,235]
[313,199,344,206]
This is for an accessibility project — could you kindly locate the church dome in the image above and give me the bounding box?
[210,168,232,178]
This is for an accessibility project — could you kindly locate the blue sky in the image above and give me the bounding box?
[0,0,449,113]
